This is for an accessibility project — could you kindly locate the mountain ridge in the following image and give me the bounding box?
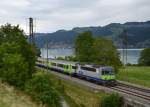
[35,20,150,48]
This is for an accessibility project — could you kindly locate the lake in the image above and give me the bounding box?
[40,48,143,64]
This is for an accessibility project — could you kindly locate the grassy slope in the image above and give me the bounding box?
[47,70,107,107]
[0,81,40,107]
[63,81,106,107]
[117,66,150,88]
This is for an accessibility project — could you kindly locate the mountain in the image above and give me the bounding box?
[35,21,150,48]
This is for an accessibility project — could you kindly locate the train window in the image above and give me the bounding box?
[51,63,56,66]
[110,71,114,75]
[72,66,77,69]
[102,71,105,75]
[63,64,69,69]
[67,65,69,69]
[102,70,114,75]
[81,66,96,72]
[57,63,64,68]
[104,71,110,75]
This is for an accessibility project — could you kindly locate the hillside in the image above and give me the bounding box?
[35,20,150,48]
[0,81,39,107]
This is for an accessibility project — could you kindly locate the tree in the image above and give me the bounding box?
[75,31,122,71]
[25,72,61,107]
[138,48,150,66]
[92,38,121,71]
[75,31,94,62]
[32,44,41,57]
[0,42,28,86]
[0,24,36,87]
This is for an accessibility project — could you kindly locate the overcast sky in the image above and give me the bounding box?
[0,0,150,33]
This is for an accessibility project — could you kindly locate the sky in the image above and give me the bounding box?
[0,0,150,33]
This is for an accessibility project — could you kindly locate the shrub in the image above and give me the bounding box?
[0,52,28,88]
[25,72,61,107]
[57,57,65,60]
[101,93,123,107]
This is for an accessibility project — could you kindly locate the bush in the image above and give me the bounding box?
[57,57,65,60]
[65,56,77,61]
[101,93,123,107]
[25,72,61,107]
[0,52,29,88]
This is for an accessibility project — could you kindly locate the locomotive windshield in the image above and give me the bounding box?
[101,68,114,75]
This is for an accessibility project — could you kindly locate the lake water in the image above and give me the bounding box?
[40,48,143,64]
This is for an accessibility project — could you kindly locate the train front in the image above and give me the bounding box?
[100,67,116,86]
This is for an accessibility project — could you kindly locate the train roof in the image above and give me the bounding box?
[38,57,114,69]
[38,57,77,65]
[50,59,77,65]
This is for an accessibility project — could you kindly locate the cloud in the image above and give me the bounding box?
[0,0,150,33]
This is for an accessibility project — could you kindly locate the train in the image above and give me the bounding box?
[36,58,116,86]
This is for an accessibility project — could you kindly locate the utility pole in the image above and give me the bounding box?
[122,30,128,66]
[29,17,34,44]
[119,29,128,66]
[46,37,49,71]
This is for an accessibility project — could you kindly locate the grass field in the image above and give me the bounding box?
[45,69,107,107]
[0,81,40,107]
[62,80,106,107]
[117,66,150,88]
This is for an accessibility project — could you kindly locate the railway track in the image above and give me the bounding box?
[117,82,150,93]
[110,84,150,101]
[36,64,150,102]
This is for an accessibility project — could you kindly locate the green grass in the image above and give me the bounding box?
[117,66,150,88]
[63,93,79,107]
[0,102,9,107]
[62,80,106,107]
[41,69,107,107]
[0,81,40,107]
